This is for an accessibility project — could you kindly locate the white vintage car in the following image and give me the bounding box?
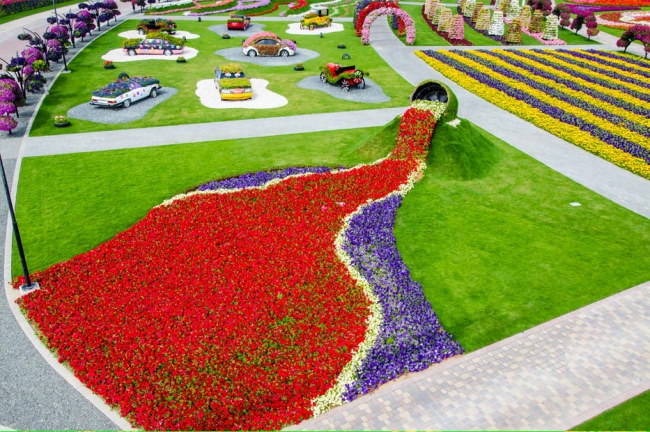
[90,74,161,108]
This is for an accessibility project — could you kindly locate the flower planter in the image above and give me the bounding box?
[294,66,304,71]
[54,122,70,128]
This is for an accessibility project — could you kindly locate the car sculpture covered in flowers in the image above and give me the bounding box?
[300,7,332,30]
[91,74,161,108]
[136,18,177,35]
[242,32,297,57]
[214,63,253,101]
[320,62,366,91]
[122,37,184,56]
[227,14,251,30]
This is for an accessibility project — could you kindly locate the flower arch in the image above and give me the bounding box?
[361,7,415,44]
[356,1,400,35]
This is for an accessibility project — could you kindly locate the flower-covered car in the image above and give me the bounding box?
[227,14,251,30]
[320,62,366,91]
[136,18,177,35]
[214,63,253,101]
[122,38,184,56]
[300,7,332,31]
[242,32,297,57]
[91,74,161,108]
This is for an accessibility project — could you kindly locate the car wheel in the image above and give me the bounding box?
[128,49,136,56]
[123,99,131,108]
[320,72,327,83]
[164,49,172,56]
[327,21,331,27]
[309,23,314,31]
[247,49,257,57]
[150,88,158,98]
[280,50,289,58]
[357,78,365,89]
[137,28,145,35]
[300,23,304,30]
[342,81,350,92]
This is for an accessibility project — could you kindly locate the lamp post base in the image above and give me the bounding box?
[19,282,40,294]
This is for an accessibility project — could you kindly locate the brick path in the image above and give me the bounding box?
[288,281,650,430]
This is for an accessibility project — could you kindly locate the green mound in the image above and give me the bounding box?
[429,118,501,180]
[348,116,401,160]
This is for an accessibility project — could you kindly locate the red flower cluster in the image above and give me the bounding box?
[356,1,400,36]
[17,108,436,430]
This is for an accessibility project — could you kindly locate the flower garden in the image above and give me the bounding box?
[416,48,650,179]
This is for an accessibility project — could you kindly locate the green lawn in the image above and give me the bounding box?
[16,119,650,354]
[30,19,413,136]
[572,390,650,430]
[0,0,79,24]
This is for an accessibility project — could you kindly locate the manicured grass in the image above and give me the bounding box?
[395,119,650,352]
[572,390,650,430]
[557,26,601,45]
[14,126,394,273]
[0,0,79,24]
[597,24,645,46]
[30,19,413,136]
[15,119,650,355]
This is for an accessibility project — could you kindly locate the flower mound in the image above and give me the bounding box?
[17,103,459,430]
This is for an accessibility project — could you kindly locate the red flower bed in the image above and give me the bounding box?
[356,1,400,35]
[16,107,436,430]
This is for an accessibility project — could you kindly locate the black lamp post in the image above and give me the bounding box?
[0,151,39,293]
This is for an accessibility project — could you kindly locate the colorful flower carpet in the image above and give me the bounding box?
[15,102,462,430]
[416,49,650,180]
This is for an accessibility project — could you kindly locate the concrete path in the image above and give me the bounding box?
[23,108,406,156]
[288,281,650,430]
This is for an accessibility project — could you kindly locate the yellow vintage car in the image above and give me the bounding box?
[300,7,332,31]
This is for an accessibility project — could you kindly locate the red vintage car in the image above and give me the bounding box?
[320,62,366,91]
[227,15,251,30]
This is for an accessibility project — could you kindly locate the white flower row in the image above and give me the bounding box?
[410,100,447,120]
[148,0,194,10]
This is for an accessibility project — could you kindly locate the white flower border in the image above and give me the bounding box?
[148,0,194,9]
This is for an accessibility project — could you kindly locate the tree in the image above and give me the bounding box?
[584,12,599,40]
[571,14,585,34]
[0,51,47,99]
[528,0,551,16]
[617,24,650,56]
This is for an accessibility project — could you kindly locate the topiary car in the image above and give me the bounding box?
[319,62,366,91]
[90,73,161,108]
[214,63,253,101]
[136,18,177,35]
[227,14,251,30]
[122,37,184,56]
[300,7,332,31]
[242,32,297,57]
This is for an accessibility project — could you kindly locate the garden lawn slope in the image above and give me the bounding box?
[30,19,412,136]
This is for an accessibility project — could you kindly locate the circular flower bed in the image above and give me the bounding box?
[598,11,650,29]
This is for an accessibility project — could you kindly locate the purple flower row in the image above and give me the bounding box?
[536,50,650,91]
[341,194,463,401]
[555,49,650,80]
[422,50,650,165]
[510,50,650,104]
[484,50,650,119]
[565,4,640,14]
[459,50,650,138]
[197,166,333,191]
[593,50,650,70]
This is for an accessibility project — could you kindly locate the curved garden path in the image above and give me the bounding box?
[1,9,650,431]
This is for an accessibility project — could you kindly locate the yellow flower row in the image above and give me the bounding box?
[607,51,650,67]
[530,50,650,98]
[414,51,650,180]
[496,49,650,114]
[439,50,650,151]
[471,50,650,133]
[577,49,650,79]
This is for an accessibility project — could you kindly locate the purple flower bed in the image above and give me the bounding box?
[594,50,650,69]
[422,50,650,164]
[565,4,640,14]
[538,50,650,91]
[342,194,463,401]
[553,49,650,80]
[484,50,650,119]
[458,50,650,138]
[197,166,333,191]
[510,50,650,104]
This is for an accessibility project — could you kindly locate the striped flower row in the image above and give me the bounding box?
[416,49,650,179]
